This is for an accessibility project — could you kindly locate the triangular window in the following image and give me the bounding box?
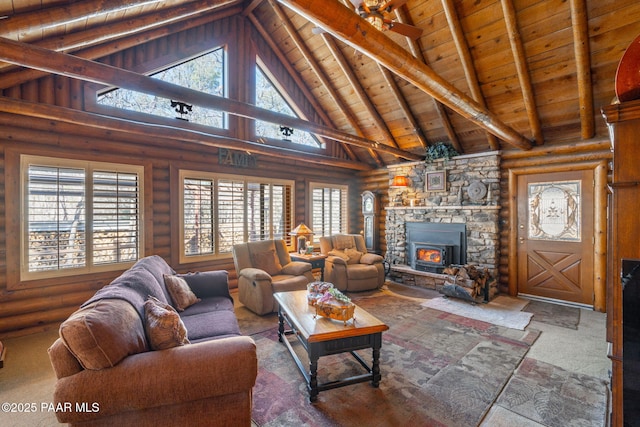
[98,47,227,128]
[255,65,323,148]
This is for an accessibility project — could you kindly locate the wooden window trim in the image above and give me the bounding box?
[177,168,295,265]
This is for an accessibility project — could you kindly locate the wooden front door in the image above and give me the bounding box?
[517,170,594,305]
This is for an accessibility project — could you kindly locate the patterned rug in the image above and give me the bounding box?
[247,293,540,427]
[494,357,609,426]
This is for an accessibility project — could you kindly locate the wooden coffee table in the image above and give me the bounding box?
[273,290,389,402]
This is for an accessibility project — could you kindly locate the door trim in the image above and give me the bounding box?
[507,160,608,311]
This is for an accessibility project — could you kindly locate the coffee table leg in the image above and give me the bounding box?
[277,308,284,343]
[371,334,382,387]
[309,348,319,402]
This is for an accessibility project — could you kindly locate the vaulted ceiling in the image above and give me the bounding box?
[1,0,638,168]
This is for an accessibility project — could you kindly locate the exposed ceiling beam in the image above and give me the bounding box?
[278,0,532,151]
[378,63,428,150]
[441,0,500,151]
[500,0,544,145]
[247,3,359,163]
[569,0,595,139]
[0,36,423,161]
[259,0,373,165]
[0,0,172,41]
[321,33,399,148]
[256,0,384,165]
[0,6,242,88]
[0,97,372,171]
[394,6,462,153]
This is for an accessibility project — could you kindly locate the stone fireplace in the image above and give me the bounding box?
[386,152,501,282]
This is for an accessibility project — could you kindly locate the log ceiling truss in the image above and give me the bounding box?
[0,0,637,168]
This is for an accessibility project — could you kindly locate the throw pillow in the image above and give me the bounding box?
[59,299,148,370]
[163,274,201,311]
[144,296,190,350]
[251,249,283,276]
[344,248,363,264]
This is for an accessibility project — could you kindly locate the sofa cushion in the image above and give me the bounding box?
[271,274,310,293]
[180,296,235,317]
[144,296,190,350]
[251,248,282,276]
[59,299,148,370]
[181,309,241,341]
[130,255,176,303]
[164,274,201,311]
[178,270,232,301]
[346,263,379,279]
[344,248,363,264]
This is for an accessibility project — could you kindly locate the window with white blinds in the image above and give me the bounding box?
[180,170,293,262]
[22,156,143,279]
[310,183,348,237]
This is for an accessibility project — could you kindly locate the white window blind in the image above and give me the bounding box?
[27,165,86,272]
[310,183,348,237]
[183,178,215,256]
[92,170,140,264]
[217,178,245,254]
[23,156,143,279]
[180,171,293,261]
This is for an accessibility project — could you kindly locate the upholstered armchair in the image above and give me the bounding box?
[232,239,314,315]
[319,234,384,292]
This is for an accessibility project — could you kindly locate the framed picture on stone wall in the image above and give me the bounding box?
[425,171,446,192]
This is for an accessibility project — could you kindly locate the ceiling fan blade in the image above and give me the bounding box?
[380,0,409,13]
[387,21,423,40]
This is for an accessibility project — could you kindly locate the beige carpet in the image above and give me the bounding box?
[421,295,534,330]
[0,328,59,427]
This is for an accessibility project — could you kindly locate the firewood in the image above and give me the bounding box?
[443,266,459,275]
[455,277,476,288]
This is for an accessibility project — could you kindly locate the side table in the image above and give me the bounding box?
[290,253,327,281]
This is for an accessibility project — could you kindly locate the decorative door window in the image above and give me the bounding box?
[528,180,580,241]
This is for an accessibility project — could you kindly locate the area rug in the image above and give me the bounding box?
[420,295,533,330]
[523,299,581,330]
[494,357,609,427]
[247,294,540,427]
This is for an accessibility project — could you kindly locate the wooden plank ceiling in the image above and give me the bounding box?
[0,0,638,167]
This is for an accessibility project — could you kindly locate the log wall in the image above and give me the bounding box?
[0,15,361,339]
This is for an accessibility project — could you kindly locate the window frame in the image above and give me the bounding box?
[20,155,145,281]
[309,182,349,238]
[178,169,295,264]
[85,45,233,137]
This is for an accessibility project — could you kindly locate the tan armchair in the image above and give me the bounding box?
[232,239,314,315]
[319,234,384,292]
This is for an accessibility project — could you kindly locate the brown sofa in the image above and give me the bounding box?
[48,255,257,426]
[319,234,385,292]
